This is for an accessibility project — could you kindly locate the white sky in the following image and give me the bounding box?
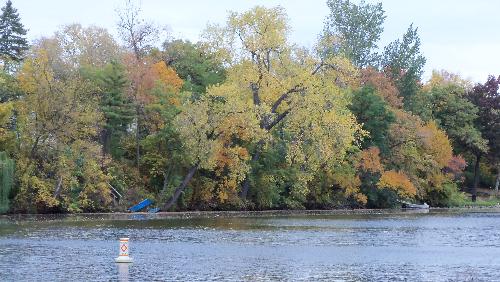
[10,0,500,82]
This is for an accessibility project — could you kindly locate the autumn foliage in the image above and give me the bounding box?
[0,2,493,213]
[358,146,384,173]
[377,170,417,198]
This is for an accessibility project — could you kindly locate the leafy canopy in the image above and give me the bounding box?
[323,0,385,67]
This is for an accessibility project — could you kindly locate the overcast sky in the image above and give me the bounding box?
[10,0,500,82]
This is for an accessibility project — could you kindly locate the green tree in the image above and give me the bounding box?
[97,60,134,158]
[323,0,385,67]
[0,151,14,213]
[163,39,225,97]
[0,0,28,70]
[349,86,395,155]
[382,24,426,110]
[416,75,486,155]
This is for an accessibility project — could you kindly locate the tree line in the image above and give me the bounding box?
[0,0,498,213]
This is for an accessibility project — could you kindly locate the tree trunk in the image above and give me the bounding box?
[240,140,264,199]
[163,164,198,211]
[472,154,481,202]
[495,164,500,195]
[160,166,172,194]
[53,176,63,198]
[100,129,110,168]
[240,178,251,200]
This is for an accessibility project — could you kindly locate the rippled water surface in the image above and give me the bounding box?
[1,209,500,281]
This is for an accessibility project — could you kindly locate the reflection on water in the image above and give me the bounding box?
[117,263,130,282]
[1,209,500,281]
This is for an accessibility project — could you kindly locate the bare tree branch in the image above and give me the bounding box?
[116,0,159,60]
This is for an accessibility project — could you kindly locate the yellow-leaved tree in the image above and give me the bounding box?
[0,101,13,149]
[387,110,454,201]
[377,170,417,198]
[164,6,363,209]
[14,42,111,213]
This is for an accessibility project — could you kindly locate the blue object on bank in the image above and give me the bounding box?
[128,199,152,212]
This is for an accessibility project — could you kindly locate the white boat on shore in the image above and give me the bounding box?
[401,201,430,209]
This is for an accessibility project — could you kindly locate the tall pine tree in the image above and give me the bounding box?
[0,0,28,70]
[98,60,134,158]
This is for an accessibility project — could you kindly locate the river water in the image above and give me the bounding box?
[1,209,500,281]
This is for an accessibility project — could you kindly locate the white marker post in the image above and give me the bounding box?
[115,237,133,263]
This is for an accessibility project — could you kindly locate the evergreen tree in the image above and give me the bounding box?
[0,151,14,213]
[98,61,134,158]
[0,0,28,69]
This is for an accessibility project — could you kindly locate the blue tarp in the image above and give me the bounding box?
[128,199,152,212]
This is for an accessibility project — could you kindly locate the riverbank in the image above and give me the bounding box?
[3,206,500,221]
